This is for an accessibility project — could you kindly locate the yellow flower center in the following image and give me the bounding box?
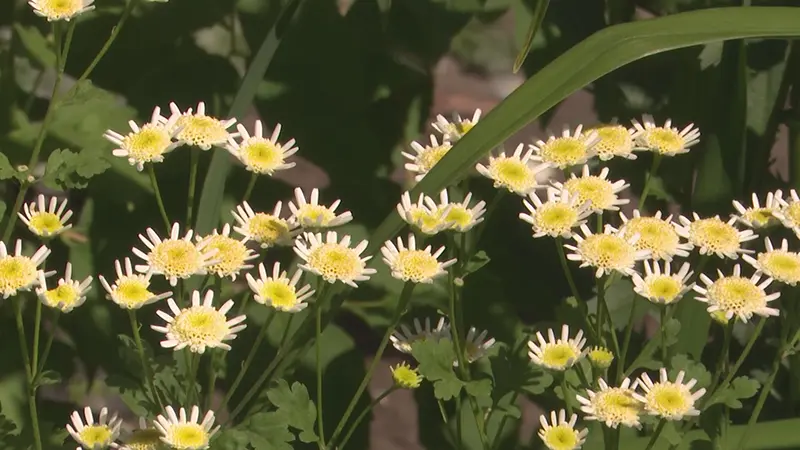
[541,425,580,450]
[623,217,680,260]
[176,115,229,148]
[707,277,766,317]
[241,139,284,174]
[592,389,641,426]
[38,0,83,18]
[295,204,337,227]
[123,125,173,161]
[647,383,691,417]
[593,125,633,158]
[541,343,580,369]
[204,235,248,278]
[743,208,774,227]
[441,206,473,230]
[115,278,155,308]
[392,250,441,282]
[489,158,536,193]
[0,256,38,295]
[688,218,741,255]
[417,145,451,172]
[124,429,164,450]
[247,214,291,245]
[644,276,682,303]
[43,284,79,309]
[307,243,364,283]
[538,137,588,167]
[260,281,298,310]
[78,425,114,447]
[149,240,204,279]
[564,177,616,210]
[166,423,209,449]
[28,212,64,235]
[642,128,683,154]
[578,235,635,271]
[588,347,614,369]
[407,208,443,234]
[784,203,800,227]
[534,204,580,236]
[759,251,800,284]
[171,307,229,348]
[391,363,422,389]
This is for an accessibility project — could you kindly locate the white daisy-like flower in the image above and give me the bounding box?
[29,0,94,21]
[99,258,171,310]
[231,201,298,249]
[693,264,780,323]
[732,191,783,229]
[743,237,800,286]
[380,234,456,283]
[457,326,496,366]
[530,125,599,169]
[168,102,236,150]
[36,262,92,313]
[633,369,705,421]
[576,377,643,429]
[66,406,122,450]
[396,191,448,235]
[431,189,486,233]
[631,115,700,156]
[132,223,218,287]
[0,239,50,299]
[674,213,757,259]
[294,231,376,287]
[18,194,73,238]
[519,188,591,239]
[246,262,314,313]
[528,324,587,371]
[120,417,162,450]
[538,409,588,450]
[151,290,246,353]
[288,187,353,229]
[552,165,629,212]
[154,406,219,450]
[773,189,800,237]
[475,144,549,196]
[390,317,450,354]
[431,109,481,141]
[103,106,181,171]
[619,210,691,261]
[226,120,298,175]
[590,124,640,160]
[402,134,452,181]
[196,224,257,281]
[631,260,693,305]
[565,224,650,278]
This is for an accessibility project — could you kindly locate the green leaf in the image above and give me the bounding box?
[266,380,318,443]
[42,148,110,190]
[0,153,15,180]
[669,354,711,389]
[212,429,251,450]
[465,378,493,408]
[463,250,491,277]
[411,338,464,401]
[513,0,549,73]
[243,412,294,450]
[33,370,61,388]
[707,376,760,409]
[13,24,56,69]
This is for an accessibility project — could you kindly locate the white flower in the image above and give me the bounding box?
[457,326,496,365]
[66,406,122,450]
[231,201,298,248]
[99,258,171,310]
[693,264,780,323]
[530,125,599,169]
[132,223,218,286]
[552,165,629,212]
[674,213,757,259]
[773,189,800,237]
[475,144,549,196]
[103,106,181,171]
[36,262,92,313]
[151,290,246,353]
[591,124,640,160]
[18,194,73,237]
[29,0,94,21]
[576,378,642,429]
[631,115,700,156]
[538,409,588,450]
[743,237,800,286]
[631,260,693,304]
[633,369,705,421]
[288,187,353,229]
[390,317,450,354]
[619,210,691,261]
[154,406,219,450]
[565,224,650,278]
[396,191,448,235]
[431,189,486,232]
[0,239,50,298]
[528,324,587,371]
[119,417,162,450]
[402,134,452,181]
[732,191,783,229]
[168,102,236,150]
[432,109,481,141]
[226,120,298,175]
[196,224,257,281]
[380,234,456,283]
[294,231,376,287]
[519,188,591,238]
[246,262,315,312]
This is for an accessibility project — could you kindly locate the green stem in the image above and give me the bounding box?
[338,387,397,450]
[77,0,137,83]
[638,154,663,210]
[735,342,786,450]
[660,306,668,364]
[555,237,582,303]
[315,302,326,449]
[706,318,766,407]
[708,321,733,395]
[128,310,163,409]
[242,172,258,204]
[644,419,667,450]
[15,299,41,450]
[456,395,463,449]
[436,398,449,423]
[470,190,506,255]
[147,164,171,231]
[34,311,60,382]
[31,298,43,376]
[221,310,276,409]
[616,298,638,382]
[187,149,200,227]
[596,276,607,346]
[561,375,573,415]
[623,306,677,378]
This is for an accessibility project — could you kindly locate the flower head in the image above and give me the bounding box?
[402,134,452,181]
[36,262,92,313]
[103,106,181,171]
[528,324,587,371]
[169,102,236,150]
[591,124,640,160]
[693,264,780,323]
[576,378,642,429]
[19,194,73,237]
[530,125,598,169]
[226,120,298,175]
[675,214,757,259]
[732,191,783,229]
[390,317,450,354]
[151,290,246,353]
[231,201,298,248]
[432,109,481,141]
[774,189,800,237]
[196,224,256,281]
[565,225,649,278]
[475,144,549,195]
[631,115,700,156]
[458,327,496,365]
[432,189,486,232]
[294,231,376,287]
[391,362,423,389]
[633,369,705,420]
[132,223,218,286]
[66,406,122,450]
[381,234,456,283]
[246,262,314,312]
[619,210,690,261]
[154,406,219,450]
[587,346,614,369]
[288,188,353,229]
[120,417,165,450]
[553,165,629,212]
[99,258,171,310]
[29,0,94,21]
[396,192,448,235]
[632,260,693,304]
[538,409,588,450]
[519,188,591,239]
[0,239,50,298]
[743,238,800,286]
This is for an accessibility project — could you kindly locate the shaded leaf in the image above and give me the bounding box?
[707,376,761,409]
[13,24,56,69]
[411,338,464,401]
[266,380,318,443]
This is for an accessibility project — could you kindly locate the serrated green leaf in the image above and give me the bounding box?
[411,338,464,401]
[707,376,761,409]
[212,429,251,450]
[266,380,318,443]
[13,24,56,69]
[42,148,110,190]
[465,378,493,408]
[0,153,15,180]
[243,412,294,450]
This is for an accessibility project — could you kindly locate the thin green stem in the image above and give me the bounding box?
[623,306,677,378]
[596,276,607,346]
[644,419,667,450]
[555,237,581,302]
[222,310,276,408]
[147,164,171,231]
[436,398,449,424]
[638,154,663,210]
[15,299,41,450]
[660,306,668,364]
[338,387,397,450]
[456,395,463,449]
[561,375,573,415]
[315,302,326,449]
[31,298,43,375]
[471,190,505,254]
[735,342,787,449]
[34,311,60,382]
[708,321,733,395]
[77,0,136,83]
[616,298,638,382]
[705,317,767,407]
[15,299,32,381]
[242,172,258,204]
[128,310,163,409]
[187,149,200,227]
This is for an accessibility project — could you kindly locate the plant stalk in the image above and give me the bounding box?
[147,164,171,231]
